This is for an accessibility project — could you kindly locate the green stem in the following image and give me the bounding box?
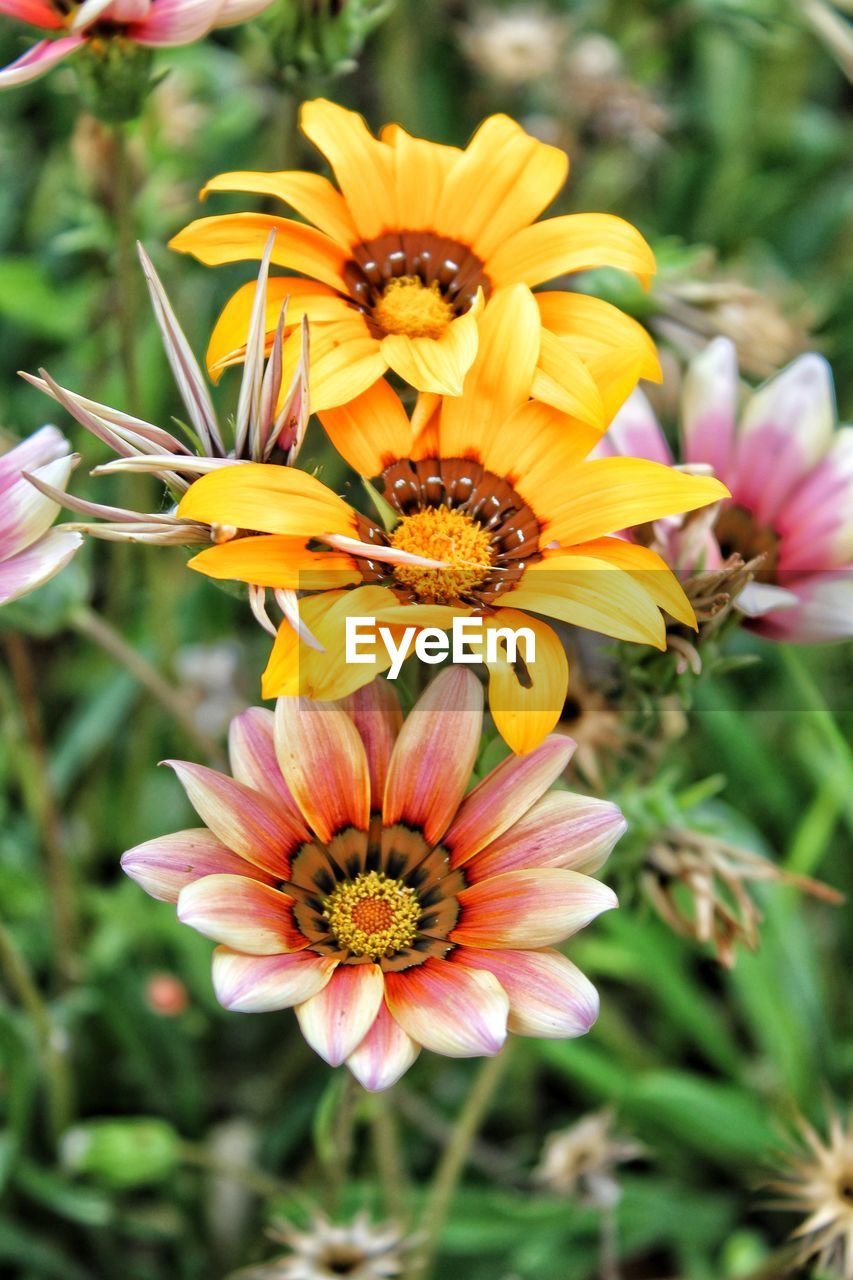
[180,1142,309,1204]
[111,122,139,412]
[70,604,225,766]
[0,921,74,1145]
[779,648,853,835]
[407,1047,512,1280]
[368,1090,410,1222]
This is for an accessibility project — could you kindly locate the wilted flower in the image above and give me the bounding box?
[561,34,669,155]
[459,6,568,87]
[768,1108,853,1280]
[122,668,624,1090]
[0,426,82,607]
[535,1108,646,1208]
[239,1212,408,1279]
[0,0,276,96]
[559,674,626,791]
[600,338,853,645]
[642,826,841,968]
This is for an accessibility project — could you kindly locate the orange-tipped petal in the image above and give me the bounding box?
[340,680,403,812]
[296,962,385,1067]
[274,697,370,843]
[177,874,307,954]
[120,830,274,904]
[384,958,509,1058]
[300,99,396,241]
[346,1001,420,1092]
[212,948,337,1013]
[465,792,626,884]
[451,868,617,948]
[187,535,360,592]
[450,947,599,1038]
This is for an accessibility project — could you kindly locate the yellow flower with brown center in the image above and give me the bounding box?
[176,288,729,755]
[168,97,660,412]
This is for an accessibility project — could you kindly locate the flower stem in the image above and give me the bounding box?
[69,604,225,766]
[111,122,139,412]
[407,1046,512,1280]
[368,1089,410,1222]
[2,633,77,990]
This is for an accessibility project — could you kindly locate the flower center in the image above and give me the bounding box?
[390,505,495,604]
[715,503,780,583]
[371,276,455,340]
[322,871,421,961]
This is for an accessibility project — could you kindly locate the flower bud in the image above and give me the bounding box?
[61,1118,181,1188]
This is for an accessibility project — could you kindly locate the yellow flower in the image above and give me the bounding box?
[170,97,659,413]
[176,288,727,755]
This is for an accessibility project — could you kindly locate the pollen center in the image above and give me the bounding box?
[371,276,455,340]
[390,505,495,604]
[322,871,421,961]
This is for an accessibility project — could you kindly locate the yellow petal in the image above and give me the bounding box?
[319,377,412,478]
[206,277,352,379]
[300,98,396,241]
[201,170,358,248]
[280,318,386,414]
[483,610,569,755]
[186,535,360,591]
[536,291,661,382]
[381,304,480,396]
[553,538,696,629]
[170,214,350,292]
[523,328,606,427]
[380,123,461,231]
[487,213,656,290]
[177,463,359,540]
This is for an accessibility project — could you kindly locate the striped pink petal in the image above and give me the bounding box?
[296,963,385,1067]
[227,706,301,816]
[681,337,739,480]
[751,571,853,644]
[464,792,626,884]
[384,958,508,1058]
[0,35,85,86]
[608,389,672,465]
[120,828,274,903]
[776,428,853,571]
[341,679,402,812]
[129,0,222,45]
[177,874,306,954]
[211,947,336,1012]
[165,760,308,879]
[0,527,82,606]
[346,1002,420,1092]
[383,668,483,846]
[451,868,617,948]
[0,455,75,560]
[451,947,599,1038]
[0,426,67,494]
[446,735,575,868]
[274,697,370,843]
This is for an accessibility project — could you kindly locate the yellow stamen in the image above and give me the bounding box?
[372,276,454,340]
[390,505,494,604]
[323,871,421,961]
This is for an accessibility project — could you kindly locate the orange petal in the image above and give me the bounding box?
[212,948,337,1012]
[206,277,351,379]
[227,707,302,816]
[319,377,413,477]
[383,667,483,846]
[296,963,385,1066]
[487,213,655,290]
[564,537,696,629]
[300,98,396,241]
[346,1000,420,1091]
[177,874,307,954]
[381,303,480,396]
[451,868,617,948]
[450,947,599,1038]
[281,316,387,414]
[274,696,370,842]
[381,123,461,231]
[201,170,358,247]
[527,329,606,426]
[384,958,509,1058]
[341,680,402,813]
[178,463,359,540]
[170,213,350,292]
[482,610,570,756]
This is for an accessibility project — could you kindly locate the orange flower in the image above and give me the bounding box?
[170,98,659,411]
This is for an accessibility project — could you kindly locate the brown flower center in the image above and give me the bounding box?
[715,504,780,583]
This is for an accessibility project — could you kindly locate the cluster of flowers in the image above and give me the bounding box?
[2,101,850,1103]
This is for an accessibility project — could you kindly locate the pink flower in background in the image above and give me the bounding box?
[599,338,853,643]
[121,668,623,1090]
[0,0,276,87]
[0,426,82,606]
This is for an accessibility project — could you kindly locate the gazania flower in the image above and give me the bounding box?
[0,426,82,606]
[768,1109,853,1279]
[178,287,727,754]
[241,1211,408,1280]
[169,96,659,410]
[121,669,625,1091]
[535,1109,646,1208]
[0,0,275,89]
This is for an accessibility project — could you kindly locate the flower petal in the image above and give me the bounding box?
[300,99,396,241]
[381,306,481,397]
[346,1001,420,1091]
[607,389,672,464]
[446,734,574,867]
[536,292,661,382]
[0,35,84,87]
[466,791,626,884]
[274,696,370,842]
[177,874,306,953]
[340,680,402,812]
[187,535,359,591]
[680,337,739,479]
[0,425,68,493]
[482,610,570,756]
[383,667,483,846]
[227,706,302,816]
[120,828,273,903]
[212,947,336,1012]
[0,528,82,606]
[319,376,413,479]
[0,455,75,559]
[177,463,358,540]
[487,213,655,290]
[451,947,599,1038]
[170,214,350,292]
[384,959,508,1058]
[296,963,385,1067]
[564,538,696,629]
[506,555,668,648]
[201,171,358,247]
[452,868,617,948]
[206,277,352,378]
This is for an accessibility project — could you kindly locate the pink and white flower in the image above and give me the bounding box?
[121,668,623,1090]
[0,0,276,88]
[599,338,853,643]
[0,425,82,606]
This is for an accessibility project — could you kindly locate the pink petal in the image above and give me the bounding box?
[446,735,575,869]
[607,389,672,465]
[464,791,626,884]
[776,428,853,571]
[296,963,385,1067]
[227,706,301,817]
[384,958,508,1058]
[0,426,68,495]
[121,828,274,903]
[681,337,739,480]
[212,0,275,25]
[0,0,64,28]
[340,679,402,812]
[0,35,85,86]
[177,873,306,954]
[211,947,336,1012]
[452,868,617,948]
[383,668,483,846]
[451,947,599,1038]
[165,760,308,879]
[750,571,853,644]
[274,697,370,843]
[128,0,223,45]
[0,455,75,559]
[346,1002,420,1092]
[0,527,82,606]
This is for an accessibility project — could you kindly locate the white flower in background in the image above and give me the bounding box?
[0,425,82,606]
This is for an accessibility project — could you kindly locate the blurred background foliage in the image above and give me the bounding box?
[0,1,852,1277]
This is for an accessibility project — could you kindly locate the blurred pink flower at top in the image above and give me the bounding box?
[0,425,83,606]
[0,0,276,88]
[598,338,853,644]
